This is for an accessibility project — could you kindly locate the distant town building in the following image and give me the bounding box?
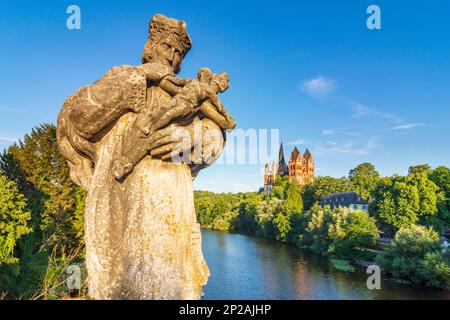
[263,143,314,194]
[319,191,369,213]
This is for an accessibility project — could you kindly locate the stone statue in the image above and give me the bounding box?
[56,13,236,299]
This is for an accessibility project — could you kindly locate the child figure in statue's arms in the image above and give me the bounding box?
[112,68,230,180]
[136,68,229,136]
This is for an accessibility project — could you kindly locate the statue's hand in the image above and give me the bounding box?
[146,118,224,173]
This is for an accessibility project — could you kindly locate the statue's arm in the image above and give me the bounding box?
[159,76,191,96]
[206,94,224,113]
[159,77,183,96]
[103,65,135,77]
[199,99,236,131]
[138,63,175,83]
[165,76,191,87]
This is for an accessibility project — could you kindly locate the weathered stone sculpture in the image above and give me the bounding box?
[56,13,236,299]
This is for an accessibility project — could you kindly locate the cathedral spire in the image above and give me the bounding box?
[278,142,286,165]
[303,148,312,161]
[277,142,287,176]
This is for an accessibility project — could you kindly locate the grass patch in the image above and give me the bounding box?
[330,259,355,273]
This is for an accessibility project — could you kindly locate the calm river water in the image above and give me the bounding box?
[201,229,450,300]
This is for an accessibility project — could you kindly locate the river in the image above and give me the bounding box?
[201,229,450,300]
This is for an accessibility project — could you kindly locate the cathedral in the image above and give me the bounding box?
[263,143,315,194]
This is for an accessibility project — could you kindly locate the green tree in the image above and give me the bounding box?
[273,212,291,242]
[428,166,450,226]
[194,191,243,231]
[300,205,378,259]
[270,175,289,200]
[235,193,262,234]
[211,210,238,231]
[73,188,86,242]
[0,124,80,252]
[406,171,438,221]
[327,208,379,259]
[370,176,420,231]
[429,166,450,196]
[303,204,333,254]
[255,198,283,239]
[377,225,450,289]
[302,176,353,210]
[408,164,432,175]
[284,181,303,214]
[370,172,439,232]
[0,171,32,264]
[348,162,380,201]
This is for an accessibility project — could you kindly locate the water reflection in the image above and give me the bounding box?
[201,229,450,300]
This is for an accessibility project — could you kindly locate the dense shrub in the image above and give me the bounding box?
[299,205,379,259]
[377,225,450,289]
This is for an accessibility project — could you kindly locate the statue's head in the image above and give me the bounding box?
[197,67,213,83]
[142,14,192,74]
[212,72,229,93]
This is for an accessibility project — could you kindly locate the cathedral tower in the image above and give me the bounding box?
[288,147,314,185]
[263,143,315,193]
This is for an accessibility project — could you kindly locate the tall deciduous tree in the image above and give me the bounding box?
[406,171,438,217]
[370,176,420,231]
[348,162,380,201]
[370,172,439,232]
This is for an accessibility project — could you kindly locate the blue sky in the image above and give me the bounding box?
[0,0,449,193]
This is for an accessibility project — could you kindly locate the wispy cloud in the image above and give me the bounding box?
[351,103,402,123]
[287,139,306,146]
[233,183,258,193]
[300,76,336,99]
[322,128,360,137]
[384,123,428,131]
[314,137,377,157]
